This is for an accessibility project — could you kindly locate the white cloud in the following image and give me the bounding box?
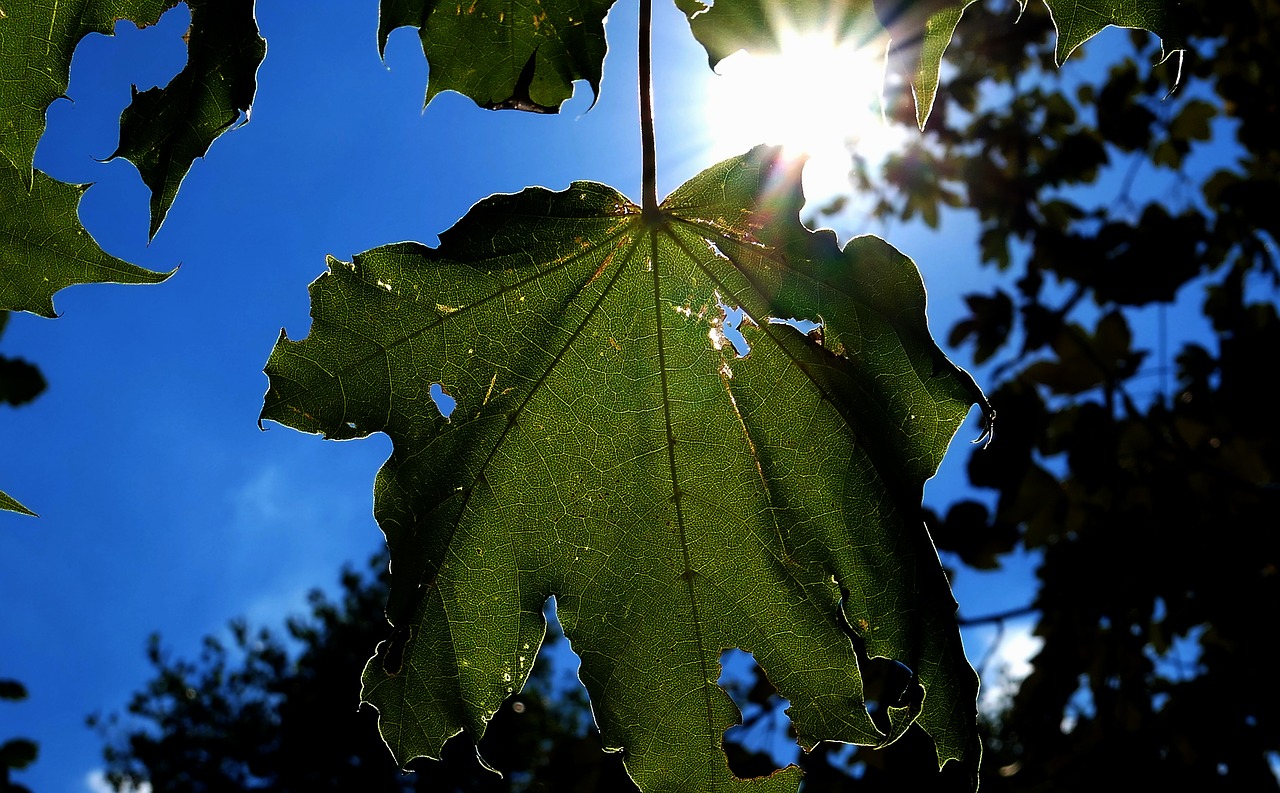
[230,464,287,525]
[975,618,1042,714]
[85,770,152,793]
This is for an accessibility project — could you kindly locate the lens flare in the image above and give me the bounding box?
[702,26,905,206]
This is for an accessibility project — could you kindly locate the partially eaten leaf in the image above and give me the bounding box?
[262,147,985,790]
[378,0,611,112]
[0,0,263,238]
[0,164,172,317]
[110,0,266,238]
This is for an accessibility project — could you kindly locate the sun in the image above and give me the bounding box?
[701,26,905,205]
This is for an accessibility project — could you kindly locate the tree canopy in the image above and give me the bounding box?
[869,0,1279,787]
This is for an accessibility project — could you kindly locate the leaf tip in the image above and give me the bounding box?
[0,491,38,517]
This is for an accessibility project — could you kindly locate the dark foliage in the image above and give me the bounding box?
[2,312,42,791]
[90,555,655,792]
[859,0,1278,788]
[0,312,46,411]
[2,679,37,793]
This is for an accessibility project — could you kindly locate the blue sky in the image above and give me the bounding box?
[0,1,1049,790]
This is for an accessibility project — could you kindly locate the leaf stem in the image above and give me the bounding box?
[639,0,658,218]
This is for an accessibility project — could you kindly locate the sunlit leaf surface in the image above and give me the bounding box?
[0,489,36,516]
[0,165,170,317]
[378,0,611,112]
[263,147,986,790]
[0,0,259,297]
[1041,0,1180,64]
[110,0,266,237]
[0,0,171,181]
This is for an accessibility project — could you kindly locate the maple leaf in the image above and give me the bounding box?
[1040,0,1180,65]
[378,0,612,112]
[0,489,36,516]
[262,146,988,790]
[0,0,172,181]
[110,0,266,238]
[378,0,1180,128]
[0,0,263,240]
[0,165,172,317]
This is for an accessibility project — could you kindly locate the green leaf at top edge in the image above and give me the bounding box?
[0,0,178,185]
[908,0,978,130]
[110,0,266,239]
[0,163,172,318]
[262,146,986,790]
[1041,0,1182,65]
[378,0,612,112]
[1,489,36,516]
[680,0,1180,129]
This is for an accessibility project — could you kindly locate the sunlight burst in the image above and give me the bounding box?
[702,27,905,206]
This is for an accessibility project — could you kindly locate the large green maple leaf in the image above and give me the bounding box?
[262,146,988,790]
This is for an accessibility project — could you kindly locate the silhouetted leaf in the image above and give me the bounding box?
[0,738,37,770]
[263,147,986,790]
[0,354,46,407]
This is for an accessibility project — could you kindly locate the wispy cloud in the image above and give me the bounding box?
[973,618,1042,714]
[85,770,152,793]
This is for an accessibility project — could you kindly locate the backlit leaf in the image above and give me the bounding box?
[262,147,986,790]
[679,0,979,129]
[0,164,171,318]
[378,0,611,112]
[0,489,37,516]
[1042,0,1180,65]
[110,0,266,238]
[0,0,258,301]
[0,0,173,182]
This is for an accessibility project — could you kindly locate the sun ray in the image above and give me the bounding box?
[701,25,907,208]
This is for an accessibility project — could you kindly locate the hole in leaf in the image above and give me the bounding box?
[822,744,867,779]
[711,293,756,358]
[1059,673,1096,734]
[855,654,918,734]
[717,649,799,777]
[766,315,824,344]
[447,598,634,784]
[430,383,456,419]
[834,587,923,732]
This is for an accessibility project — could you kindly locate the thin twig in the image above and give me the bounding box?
[957,604,1037,627]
